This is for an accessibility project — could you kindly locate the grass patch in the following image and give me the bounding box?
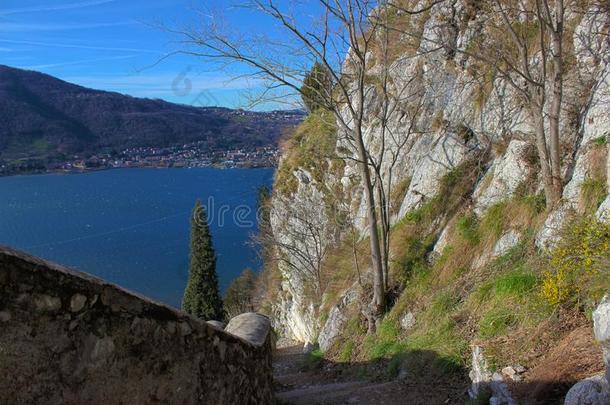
[479,308,517,338]
[476,268,538,303]
[338,341,355,362]
[274,108,337,195]
[581,177,607,214]
[456,212,481,244]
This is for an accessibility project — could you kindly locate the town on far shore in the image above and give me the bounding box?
[0,142,281,176]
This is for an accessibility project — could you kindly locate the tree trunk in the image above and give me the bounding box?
[353,124,386,323]
[530,105,560,206]
[548,2,564,202]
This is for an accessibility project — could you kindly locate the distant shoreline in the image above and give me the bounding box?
[0,164,277,178]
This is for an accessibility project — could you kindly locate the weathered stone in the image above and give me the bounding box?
[0,246,275,404]
[34,294,62,313]
[474,140,531,215]
[400,312,415,331]
[165,321,176,335]
[501,366,523,382]
[225,313,271,347]
[91,336,115,363]
[207,320,225,329]
[70,294,87,313]
[536,205,573,250]
[564,374,610,405]
[0,311,11,322]
[597,196,610,223]
[493,230,521,258]
[317,285,360,352]
[178,321,192,337]
[469,346,516,404]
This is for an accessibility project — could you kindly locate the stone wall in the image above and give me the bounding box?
[0,246,274,404]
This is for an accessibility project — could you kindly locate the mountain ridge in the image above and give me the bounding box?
[0,65,303,170]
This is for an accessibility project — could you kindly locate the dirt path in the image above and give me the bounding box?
[273,341,468,405]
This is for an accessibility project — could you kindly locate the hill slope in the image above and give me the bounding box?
[0,65,302,164]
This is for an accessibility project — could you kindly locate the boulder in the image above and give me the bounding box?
[400,312,416,331]
[564,375,610,405]
[225,313,271,347]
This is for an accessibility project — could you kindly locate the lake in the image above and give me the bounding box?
[0,168,274,309]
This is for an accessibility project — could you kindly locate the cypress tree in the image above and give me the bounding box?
[182,200,224,321]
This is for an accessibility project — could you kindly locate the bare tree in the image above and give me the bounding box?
[164,0,399,327]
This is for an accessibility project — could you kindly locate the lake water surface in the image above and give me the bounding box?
[0,168,273,308]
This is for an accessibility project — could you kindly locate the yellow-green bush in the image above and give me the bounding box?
[541,217,610,307]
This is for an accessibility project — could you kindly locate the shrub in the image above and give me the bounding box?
[593,136,608,146]
[456,212,481,244]
[541,217,610,307]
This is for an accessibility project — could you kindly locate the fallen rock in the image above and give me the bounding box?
[501,365,525,382]
[400,312,416,331]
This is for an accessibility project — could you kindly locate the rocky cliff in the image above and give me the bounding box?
[267,1,610,403]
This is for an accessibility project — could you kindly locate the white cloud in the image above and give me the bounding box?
[0,21,135,32]
[0,39,158,54]
[0,0,116,16]
[21,55,138,70]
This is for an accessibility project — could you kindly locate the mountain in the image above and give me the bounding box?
[0,65,303,167]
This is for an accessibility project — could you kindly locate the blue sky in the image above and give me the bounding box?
[0,0,318,109]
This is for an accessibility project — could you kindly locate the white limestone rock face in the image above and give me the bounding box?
[536,205,574,250]
[270,170,332,344]
[318,285,360,352]
[493,230,521,258]
[432,225,451,256]
[593,294,610,382]
[474,140,531,215]
[398,132,472,217]
[597,196,610,222]
[469,346,516,405]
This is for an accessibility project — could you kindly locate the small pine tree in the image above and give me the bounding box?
[182,200,224,321]
[301,62,332,112]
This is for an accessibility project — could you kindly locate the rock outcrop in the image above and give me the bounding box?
[270,0,610,348]
[0,246,274,404]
